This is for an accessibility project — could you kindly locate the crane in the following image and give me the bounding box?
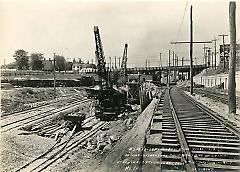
[118,44,128,85]
[93,26,127,120]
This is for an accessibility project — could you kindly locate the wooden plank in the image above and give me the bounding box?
[104,98,159,172]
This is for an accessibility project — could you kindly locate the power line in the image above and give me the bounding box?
[176,0,189,42]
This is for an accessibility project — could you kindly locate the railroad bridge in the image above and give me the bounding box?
[124,64,206,74]
[112,64,207,83]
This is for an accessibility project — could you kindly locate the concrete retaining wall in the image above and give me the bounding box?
[193,71,240,92]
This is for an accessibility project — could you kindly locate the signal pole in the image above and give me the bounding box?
[219,34,228,69]
[228,1,236,115]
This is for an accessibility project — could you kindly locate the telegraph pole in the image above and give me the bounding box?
[171,6,212,95]
[159,53,162,67]
[4,58,6,72]
[172,51,175,67]
[228,1,236,115]
[168,50,171,86]
[53,53,56,99]
[118,57,121,68]
[212,38,218,69]
[190,5,193,95]
[219,34,228,69]
[109,57,111,70]
[182,57,184,80]
[203,46,210,66]
[203,44,206,65]
[207,48,211,67]
[211,52,214,68]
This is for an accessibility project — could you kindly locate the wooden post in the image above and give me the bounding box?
[190,6,193,95]
[228,1,236,115]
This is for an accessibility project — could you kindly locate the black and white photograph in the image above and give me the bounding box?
[0,0,240,171]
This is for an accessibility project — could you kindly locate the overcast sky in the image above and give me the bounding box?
[0,0,239,67]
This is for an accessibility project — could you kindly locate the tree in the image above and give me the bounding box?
[65,61,73,71]
[55,55,66,71]
[30,53,44,70]
[73,58,76,63]
[13,49,29,70]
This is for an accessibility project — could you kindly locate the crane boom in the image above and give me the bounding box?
[94,26,108,86]
[119,44,128,84]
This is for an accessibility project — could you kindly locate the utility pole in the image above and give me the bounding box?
[203,46,210,66]
[203,44,205,65]
[92,59,94,86]
[189,5,193,95]
[53,53,56,99]
[171,6,213,95]
[182,57,184,80]
[212,52,214,68]
[159,53,162,67]
[173,51,176,81]
[228,1,236,115]
[118,57,121,69]
[172,51,175,67]
[207,48,211,67]
[159,53,162,85]
[212,38,218,69]
[219,34,228,69]
[109,57,111,70]
[168,50,171,86]
[4,58,6,72]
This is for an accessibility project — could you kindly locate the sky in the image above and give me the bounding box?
[0,0,239,67]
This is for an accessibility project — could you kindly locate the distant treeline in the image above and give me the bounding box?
[2,49,96,72]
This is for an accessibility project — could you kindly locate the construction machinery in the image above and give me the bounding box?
[92,26,127,120]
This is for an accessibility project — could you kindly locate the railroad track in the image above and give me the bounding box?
[140,87,240,171]
[182,87,240,107]
[15,120,107,172]
[1,94,85,118]
[1,98,92,133]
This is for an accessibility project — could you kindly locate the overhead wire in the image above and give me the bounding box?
[174,1,189,57]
